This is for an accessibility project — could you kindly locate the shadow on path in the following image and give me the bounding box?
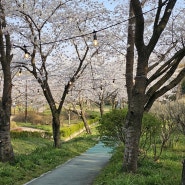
[24,142,112,185]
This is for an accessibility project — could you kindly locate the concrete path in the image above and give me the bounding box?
[24,142,112,185]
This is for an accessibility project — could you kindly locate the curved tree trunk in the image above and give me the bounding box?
[81,111,91,134]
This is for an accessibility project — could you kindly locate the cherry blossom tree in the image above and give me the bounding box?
[7,0,110,147]
[83,53,125,117]
[123,0,185,172]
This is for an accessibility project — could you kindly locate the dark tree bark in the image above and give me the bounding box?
[52,112,61,147]
[0,2,14,162]
[126,2,135,105]
[99,99,104,118]
[123,69,147,172]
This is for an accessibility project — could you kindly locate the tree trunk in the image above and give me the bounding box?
[182,159,185,185]
[123,111,143,172]
[100,101,104,118]
[52,113,61,148]
[123,77,146,172]
[0,1,14,162]
[123,0,179,174]
[81,111,91,134]
[126,2,135,105]
[0,121,14,162]
[0,73,14,162]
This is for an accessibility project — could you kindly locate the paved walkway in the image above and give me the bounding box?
[24,142,112,185]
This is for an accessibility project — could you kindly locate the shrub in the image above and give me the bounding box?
[87,111,100,119]
[97,109,127,146]
[60,118,98,138]
[60,122,84,138]
[141,111,180,160]
[140,112,163,158]
[10,130,52,139]
[11,131,43,138]
[142,112,162,136]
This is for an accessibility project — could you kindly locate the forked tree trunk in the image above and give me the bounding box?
[123,0,179,174]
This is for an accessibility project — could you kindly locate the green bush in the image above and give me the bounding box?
[88,117,99,125]
[87,111,100,119]
[140,113,163,158]
[61,122,84,138]
[60,118,98,138]
[98,109,164,150]
[97,109,127,146]
[10,130,52,139]
[142,112,162,136]
[11,131,43,138]
[60,127,72,138]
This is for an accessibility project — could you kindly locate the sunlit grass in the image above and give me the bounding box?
[12,137,51,155]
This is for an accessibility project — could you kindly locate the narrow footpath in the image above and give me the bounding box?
[24,142,112,185]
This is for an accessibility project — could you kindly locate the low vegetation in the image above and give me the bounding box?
[7,104,185,184]
[2,108,100,185]
[0,132,98,185]
[93,137,185,185]
[96,107,185,184]
[12,109,100,140]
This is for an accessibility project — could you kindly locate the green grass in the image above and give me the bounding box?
[0,133,98,185]
[93,137,185,185]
